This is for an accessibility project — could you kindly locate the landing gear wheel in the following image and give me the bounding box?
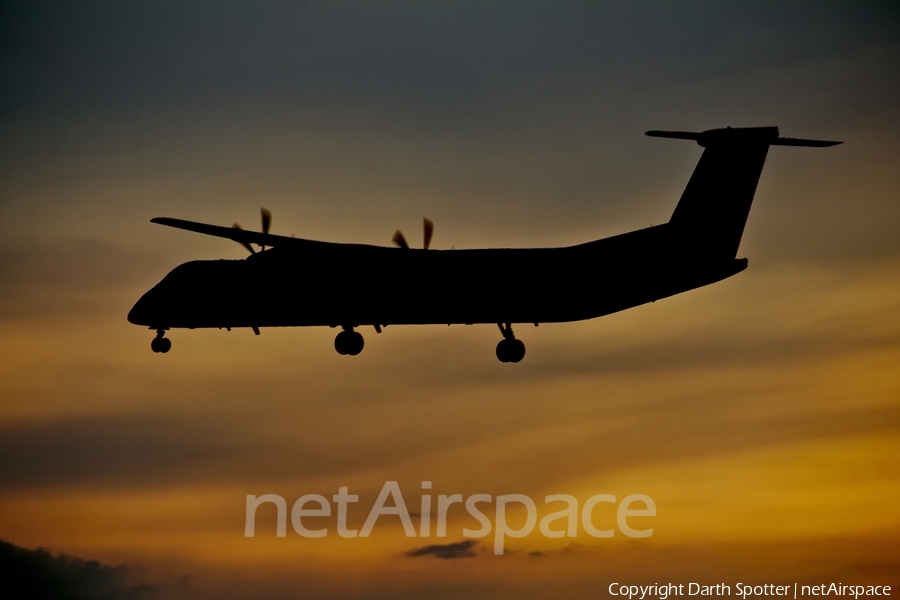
[346,331,364,355]
[334,331,349,355]
[495,323,525,363]
[496,339,511,363]
[334,330,364,356]
[496,338,525,363]
[507,338,525,363]
[150,332,171,354]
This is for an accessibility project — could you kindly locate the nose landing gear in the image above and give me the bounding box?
[150,329,171,354]
[496,323,525,363]
[334,326,364,356]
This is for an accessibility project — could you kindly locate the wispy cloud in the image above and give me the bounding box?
[406,540,479,559]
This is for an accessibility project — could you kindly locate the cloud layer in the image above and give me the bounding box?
[0,2,898,598]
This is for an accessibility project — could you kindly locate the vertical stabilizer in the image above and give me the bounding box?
[660,126,777,259]
[647,127,840,261]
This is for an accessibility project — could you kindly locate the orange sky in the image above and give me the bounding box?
[0,2,898,598]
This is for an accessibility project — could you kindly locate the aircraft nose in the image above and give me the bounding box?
[127,291,154,325]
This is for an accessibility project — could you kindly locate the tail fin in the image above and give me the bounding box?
[647,126,840,260]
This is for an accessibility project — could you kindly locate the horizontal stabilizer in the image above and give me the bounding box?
[769,137,842,147]
[646,127,841,148]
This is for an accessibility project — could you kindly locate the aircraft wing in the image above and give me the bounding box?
[150,217,333,250]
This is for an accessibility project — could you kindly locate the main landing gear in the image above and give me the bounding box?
[496,323,525,363]
[334,326,364,356]
[150,329,171,354]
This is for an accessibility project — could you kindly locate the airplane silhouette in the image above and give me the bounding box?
[128,126,840,362]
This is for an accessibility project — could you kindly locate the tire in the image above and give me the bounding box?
[334,331,349,355]
[346,331,364,356]
[496,339,511,363]
[508,339,525,363]
[159,338,172,353]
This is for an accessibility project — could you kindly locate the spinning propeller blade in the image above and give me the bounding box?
[423,218,434,249]
[260,207,272,250]
[232,208,272,254]
[392,230,409,249]
[393,218,434,249]
[231,223,256,254]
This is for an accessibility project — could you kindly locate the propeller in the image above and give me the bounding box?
[391,229,409,249]
[260,207,272,251]
[232,207,272,255]
[392,218,434,249]
[423,218,434,250]
[231,223,256,255]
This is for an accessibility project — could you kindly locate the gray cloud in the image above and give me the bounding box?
[407,540,478,559]
[0,538,179,600]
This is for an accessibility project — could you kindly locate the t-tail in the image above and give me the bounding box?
[647,126,841,261]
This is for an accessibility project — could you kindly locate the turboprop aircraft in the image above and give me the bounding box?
[128,126,840,362]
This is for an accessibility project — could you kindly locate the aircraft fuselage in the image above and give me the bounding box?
[128,223,746,331]
[128,126,840,360]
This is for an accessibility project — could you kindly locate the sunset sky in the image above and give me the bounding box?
[1,2,899,598]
